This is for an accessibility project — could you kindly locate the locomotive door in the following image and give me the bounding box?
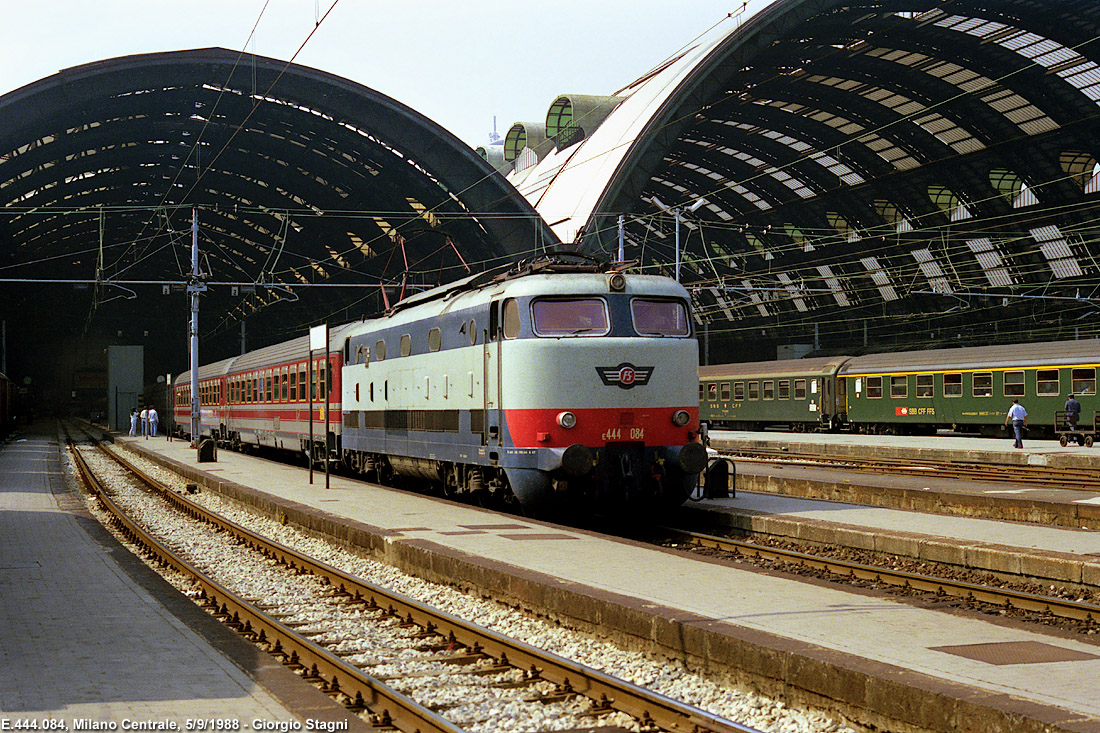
[483,300,503,450]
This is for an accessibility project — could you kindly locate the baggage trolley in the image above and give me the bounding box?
[1055,410,1097,447]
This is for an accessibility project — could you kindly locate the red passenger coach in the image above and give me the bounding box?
[173,324,355,459]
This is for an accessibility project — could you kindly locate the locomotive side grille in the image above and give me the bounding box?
[350,410,462,433]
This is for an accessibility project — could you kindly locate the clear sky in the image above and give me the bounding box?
[1,0,762,149]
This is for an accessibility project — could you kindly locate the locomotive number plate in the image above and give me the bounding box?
[601,427,645,441]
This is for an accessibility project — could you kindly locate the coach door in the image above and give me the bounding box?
[483,300,503,450]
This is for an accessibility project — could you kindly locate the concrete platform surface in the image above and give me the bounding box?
[116,432,1100,733]
[0,425,368,731]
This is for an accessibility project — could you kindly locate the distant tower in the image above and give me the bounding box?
[488,116,503,146]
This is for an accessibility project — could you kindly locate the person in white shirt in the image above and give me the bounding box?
[1005,398,1027,449]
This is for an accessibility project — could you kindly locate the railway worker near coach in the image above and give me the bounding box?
[1065,393,1083,445]
[1005,398,1028,449]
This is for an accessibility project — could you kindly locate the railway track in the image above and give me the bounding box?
[65,425,764,733]
[661,526,1100,628]
[720,447,1100,491]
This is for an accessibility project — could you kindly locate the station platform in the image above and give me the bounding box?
[710,429,1100,530]
[0,424,369,730]
[113,432,1100,733]
[710,428,1100,468]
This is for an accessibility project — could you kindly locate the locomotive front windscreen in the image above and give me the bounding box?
[631,299,690,336]
[531,299,610,336]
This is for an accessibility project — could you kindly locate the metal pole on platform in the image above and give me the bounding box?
[189,209,202,447]
[308,344,314,485]
[325,331,330,490]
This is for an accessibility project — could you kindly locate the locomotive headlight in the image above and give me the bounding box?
[557,411,578,429]
[671,409,691,427]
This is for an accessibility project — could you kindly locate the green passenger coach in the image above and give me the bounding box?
[698,339,1100,438]
[840,340,1099,436]
[699,357,849,431]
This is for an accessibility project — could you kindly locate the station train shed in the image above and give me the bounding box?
[2,0,1100,404]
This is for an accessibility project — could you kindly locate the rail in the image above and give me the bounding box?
[719,447,1100,491]
[69,425,761,733]
[662,527,1100,625]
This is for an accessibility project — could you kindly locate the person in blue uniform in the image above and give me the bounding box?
[1065,393,1083,445]
[1005,398,1027,449]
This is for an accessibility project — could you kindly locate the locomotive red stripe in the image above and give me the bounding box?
[504,407,698,448]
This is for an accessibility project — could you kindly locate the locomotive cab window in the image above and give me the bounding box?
[866,376,883,399]
[531,298,608,336]
[916,375,933,398]
[631,298,689,336]
[973,372,993,397]
[890,376,907,398]
[1072,368,1096,395]
[1036,369,1059,396]
[944,373,962,397]
[1003,371,1025,397]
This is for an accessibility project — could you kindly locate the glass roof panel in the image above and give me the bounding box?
[777,272,809,312]
[861,256,899,301]
[912,248,952,293]
[966,238,1013,288]
[817,265,851,307]
[1031,226,1083,279]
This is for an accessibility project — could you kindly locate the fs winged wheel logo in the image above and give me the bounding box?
[596,363,654,389]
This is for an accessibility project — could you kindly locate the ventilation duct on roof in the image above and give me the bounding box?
[545,94,624,148]
[504,122,552,172]
[475,144,509,174]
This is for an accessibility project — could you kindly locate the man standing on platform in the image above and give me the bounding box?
[148,405,159,438]
[1065,393,1083,445]
[1005,398,1027,449]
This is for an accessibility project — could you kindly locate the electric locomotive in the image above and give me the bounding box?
[175,255,707,515]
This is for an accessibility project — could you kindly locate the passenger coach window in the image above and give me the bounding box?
[720,383,731,401]
[763,381,775,400]
[891,376,907,398]
[794,379,807,400]
[1003,371,1025,397]
[707,383,718,400]
[1072,368,1096,395]
[973,372,993,397]
[944,373,962,397]
[748,382,760,400]
[866,376,883,399]
[778,380,791,400]
[734,382,745,401]
[917,375,933,398]
[531,298,608,336]
[631,299,689,336]
[1036,369,1059,396]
